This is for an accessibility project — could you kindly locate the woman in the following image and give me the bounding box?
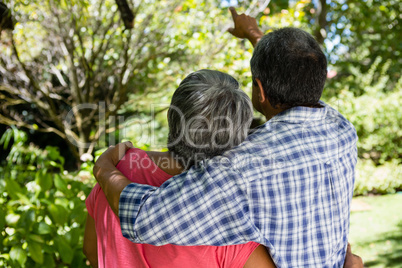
[83,70,275,267]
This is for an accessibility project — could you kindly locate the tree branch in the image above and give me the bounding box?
[0,94,25,106]
[51,4,84,105]
[10,36,56,110]
[115,0,135,29]
[314,0,327,44]
[0,84,48,110]
[8,33,68,140]
[0,114,66,139]
[73,20,93,103]
[88,13,118,103]
[111,30,133,109]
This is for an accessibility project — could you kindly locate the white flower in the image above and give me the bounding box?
[80,153,94,162]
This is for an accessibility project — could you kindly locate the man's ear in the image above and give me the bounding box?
[255,78,266,103]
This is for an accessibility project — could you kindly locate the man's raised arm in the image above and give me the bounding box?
[227,7,264,47]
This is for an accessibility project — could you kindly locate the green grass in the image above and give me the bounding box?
[349,194,402,267]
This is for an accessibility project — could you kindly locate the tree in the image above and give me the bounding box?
[0,2,14,31]
[0,0,196,163]
[322,0,402,164]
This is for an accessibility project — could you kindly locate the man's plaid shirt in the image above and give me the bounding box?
[119,102,358,267]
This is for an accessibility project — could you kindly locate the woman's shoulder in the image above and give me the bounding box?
[144,151,184,176]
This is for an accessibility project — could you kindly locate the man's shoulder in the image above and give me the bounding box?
[321,101,354,125]
[321,101,358,141]
[220,102,358,169]
[223,124,273,157]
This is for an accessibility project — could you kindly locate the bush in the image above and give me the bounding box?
[354,159,402,196]
[0,127,93,267]
[322,57,402,195]
[324,58,402,164]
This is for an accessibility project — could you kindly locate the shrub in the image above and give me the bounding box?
[324,58,402,164]
[0,127,93,267]
[354,159,402,196]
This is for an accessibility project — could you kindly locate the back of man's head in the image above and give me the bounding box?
[250,27,327,109]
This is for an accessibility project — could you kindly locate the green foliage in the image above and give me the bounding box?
[323,57,402,196]
[328,0,401,83]
[354,159,402,196]
[0,128,93,267]
[324,58,402,164]
[319,0,402,195]
[2,0,245,160]
[0,2,400,268]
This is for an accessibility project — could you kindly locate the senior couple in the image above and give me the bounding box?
[85,8,363,268]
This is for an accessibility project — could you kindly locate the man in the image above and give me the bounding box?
[94,8,363,267]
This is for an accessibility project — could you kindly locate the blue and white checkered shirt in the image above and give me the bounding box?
[119,102,357,267]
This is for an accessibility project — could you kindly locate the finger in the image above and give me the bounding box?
[347,243,351,254]
[119,141,134,156]
[123,141,134,149]
[229,7,238,20]
[111,142,132,162]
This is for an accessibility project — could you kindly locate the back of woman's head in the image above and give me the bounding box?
[167,69,253,169]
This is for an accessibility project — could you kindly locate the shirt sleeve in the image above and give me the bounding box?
[119,156,261,246]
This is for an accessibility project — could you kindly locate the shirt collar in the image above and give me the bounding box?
[269,102,328,124]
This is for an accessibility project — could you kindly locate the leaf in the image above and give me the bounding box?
[35,170,53,192]
[19,209,36,229]
[48,204,68,226]
[28,234,45,243]
[49,161,59,167]
[55,236,74,264]
[46,147,58,159]
[27,165,36,171]
[54,174,68,193]
[0,128,12,149]
[33,222,52,235]
[70,248,86,267]
[28,240,44,264]
[65,227,80,247]
[0,208,5,231]
[70,201,87,225]
[5,178,23,200]
[9,247,27,266]
[46,146,64,166]
[16,192,31,205]
[6,214,20,225]
[43,253,56,267]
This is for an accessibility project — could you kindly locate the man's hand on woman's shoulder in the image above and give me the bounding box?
[93,141,134,216]
[93,141,134,178]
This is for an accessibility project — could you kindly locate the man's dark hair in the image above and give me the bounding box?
[250,27,327,109]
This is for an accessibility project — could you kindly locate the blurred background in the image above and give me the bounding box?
[0,0,401,267]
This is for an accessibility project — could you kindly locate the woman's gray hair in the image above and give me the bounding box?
[167,69,253,169]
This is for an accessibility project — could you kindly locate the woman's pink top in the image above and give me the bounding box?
[86,148,259,268]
